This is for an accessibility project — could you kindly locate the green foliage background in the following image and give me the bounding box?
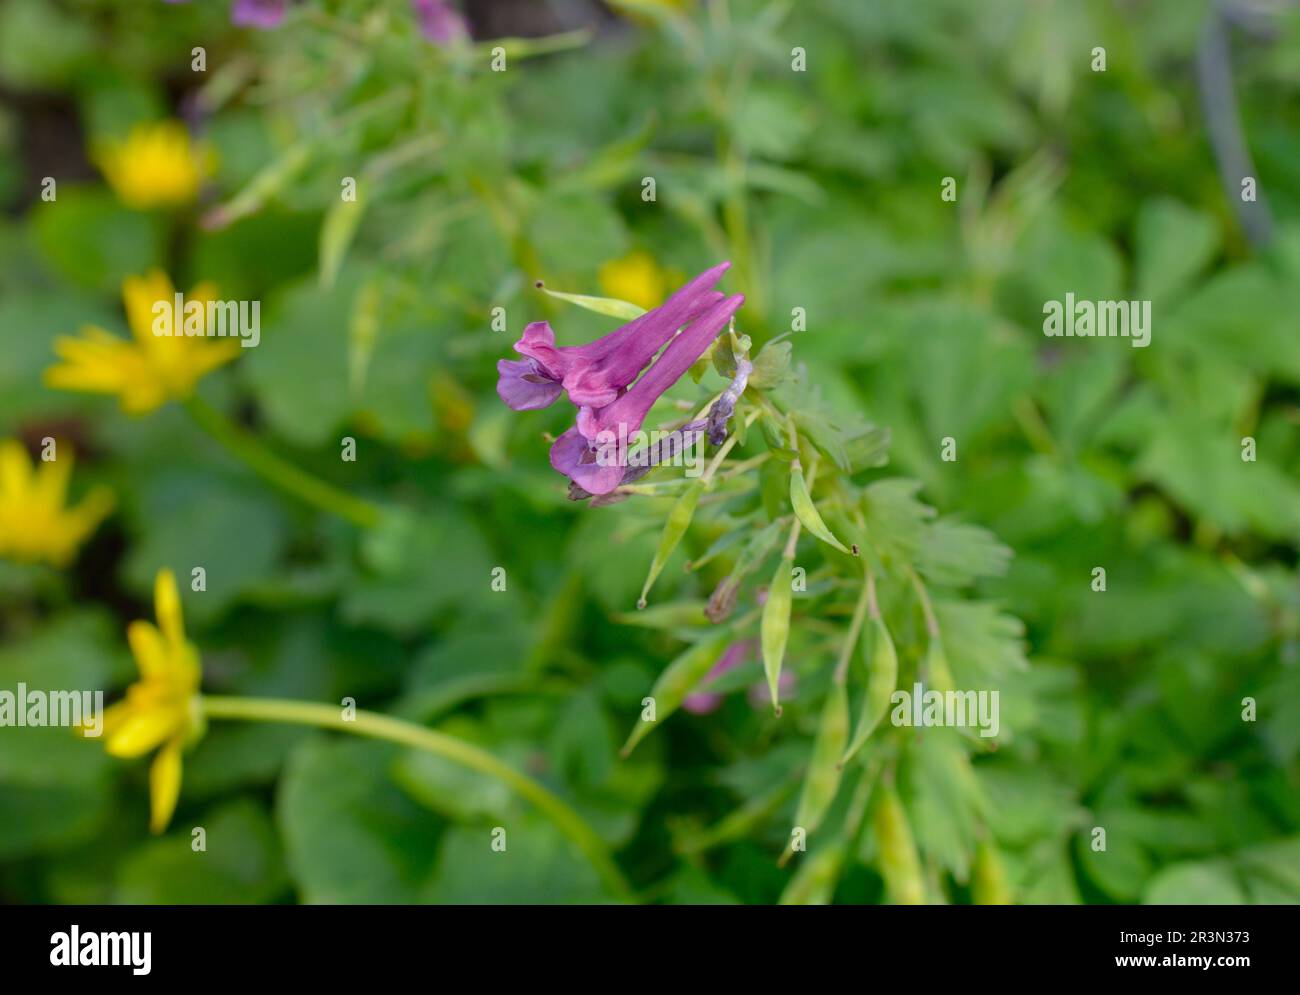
[1,0,1298,904]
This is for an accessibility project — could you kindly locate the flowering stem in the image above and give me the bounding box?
[184,397,381,529]
[199,695,634,902]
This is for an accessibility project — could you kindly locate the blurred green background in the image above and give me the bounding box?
[1,0,1298,904]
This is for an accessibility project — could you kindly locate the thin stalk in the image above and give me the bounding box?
[702,407,762,483]
[833,575,873,685]
[199,695,633,902]
[905,565,940,638]
[185,397,381,529]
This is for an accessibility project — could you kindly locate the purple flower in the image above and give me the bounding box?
[231,0,286,29]
[748,669,796,710]
[496,261,732,412]
[682,640,795,714]
[412,0,469,45]
[683,641,753,715]
[550,292,744,495]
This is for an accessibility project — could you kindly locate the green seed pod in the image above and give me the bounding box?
[872,783,925,905]
[778,842,846,905]
[925,635,955,693]
[794,680,849,834]
[841,616,898,765]
[789,462,851,554]
[320,183,367,291]
[761,554,795,713]
[611,600,709,630]
[621,632,732,756]
[533,285,646,320]
[972,838,1013,905]
[638,480,704,608]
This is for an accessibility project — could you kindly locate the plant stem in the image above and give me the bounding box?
[199,695,634,902]
[833,574,873,685]
[906,565,940,638]
[702,407,761,483]
[185,397,381,529]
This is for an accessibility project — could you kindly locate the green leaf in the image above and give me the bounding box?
[0,0,96,89]
[1134,198,1219,304]
[123,470,288,624]
[750,339,792,389]
[424,818,607,903]
[1142,861,1245,905]
[244,276,355,447]
[115,801,288,904]
[917,518,1012,586]
[279,737,444,903]
[0,613,128,859]
[30,187,163,293]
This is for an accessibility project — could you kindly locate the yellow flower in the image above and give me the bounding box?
[92,121,214,210]
[45,270,241,414]
[91,570,204,834]
[598,250,679,312]
[0,440,114,567]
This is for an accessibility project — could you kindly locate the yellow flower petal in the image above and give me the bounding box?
[598,250,669,312]
[126,620,169,682]
[105,707,178,758]
[93,122,211,211]
[34,442,72,507]
[149,737,184,834]
[154,569,184,648]
[65,485,115,542]
[0,439,112,567]
[89,699,135,740]
[123,270,176,344]
[45,271,237,414]
[0,440,32,498]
